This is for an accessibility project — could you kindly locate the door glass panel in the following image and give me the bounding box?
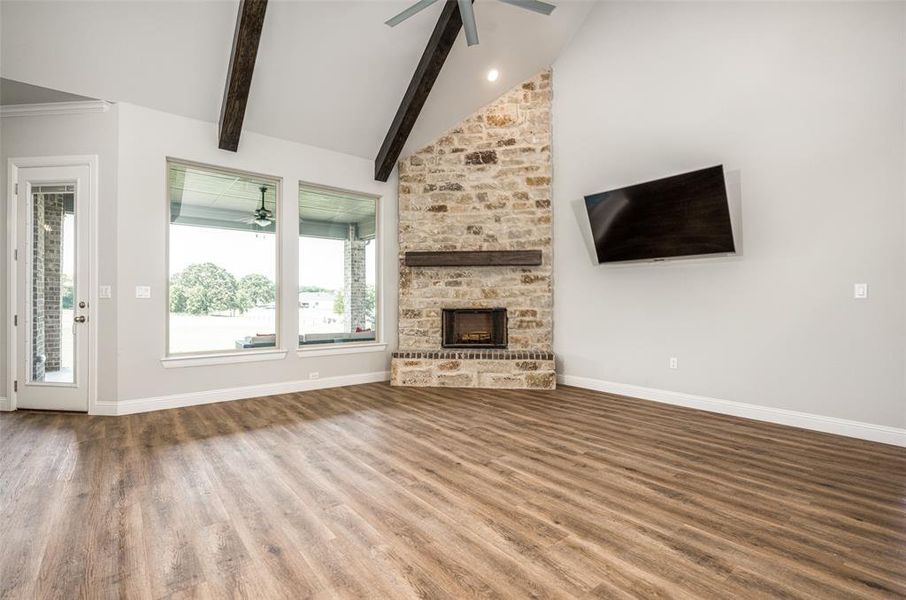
[28,184,76,384]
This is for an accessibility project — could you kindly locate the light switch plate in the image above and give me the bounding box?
[99,285,112,299]
[135,285,151,299]
[854,283,868,299]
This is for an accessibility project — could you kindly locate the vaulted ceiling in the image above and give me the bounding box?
[0,0,593,159]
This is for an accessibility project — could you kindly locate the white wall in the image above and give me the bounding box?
[0,107,119,404]
[553,1,906,429]
[114,103,398,403]
[1,102,398,410]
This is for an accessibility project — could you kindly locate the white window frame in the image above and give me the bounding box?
[162,158,285,365]
[297,181,385,357]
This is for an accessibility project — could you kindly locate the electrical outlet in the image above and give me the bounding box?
[309,372,320,380]
[853,283,868,299]
[135,286,151,299]
[669,357,678,370]
[99,285,112,299]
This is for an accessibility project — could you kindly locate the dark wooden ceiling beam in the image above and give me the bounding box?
[374,0,465,182]
[219,0,268,152]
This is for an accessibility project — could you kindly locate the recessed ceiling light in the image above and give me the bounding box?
[486,68,500,82]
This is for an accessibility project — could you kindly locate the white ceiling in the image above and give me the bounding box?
[0,0,594,160]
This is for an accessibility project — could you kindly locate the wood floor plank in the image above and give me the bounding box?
[1,382,904,599]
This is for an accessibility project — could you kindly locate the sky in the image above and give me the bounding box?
[169,225,375,291]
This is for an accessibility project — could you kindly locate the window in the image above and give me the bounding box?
[167,161,280,355]
[299,185,378,346]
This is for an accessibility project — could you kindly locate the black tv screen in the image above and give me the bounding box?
[584,165,735,264]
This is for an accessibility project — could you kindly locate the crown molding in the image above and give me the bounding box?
[1,100,111,118]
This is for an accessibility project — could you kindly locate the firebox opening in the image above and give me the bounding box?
[442,308,507,349]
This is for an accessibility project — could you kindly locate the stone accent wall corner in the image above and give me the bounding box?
[393,70,555,389]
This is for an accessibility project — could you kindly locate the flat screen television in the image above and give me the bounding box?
[584,165,735,264]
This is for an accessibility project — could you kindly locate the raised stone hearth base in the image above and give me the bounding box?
[391,351,556,390]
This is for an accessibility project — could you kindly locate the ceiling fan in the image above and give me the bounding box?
[386,0,557,47]
[240,186,273,228]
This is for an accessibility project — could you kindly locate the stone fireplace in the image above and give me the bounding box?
[391,70,556,389]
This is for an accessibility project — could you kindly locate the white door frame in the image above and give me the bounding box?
[6,155,99,413]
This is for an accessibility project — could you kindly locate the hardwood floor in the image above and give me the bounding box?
[1,383,904,599]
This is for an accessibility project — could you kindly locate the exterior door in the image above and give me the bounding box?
[14,165,90,411]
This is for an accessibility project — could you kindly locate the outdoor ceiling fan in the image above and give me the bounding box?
[241,186,273,228]
[386,0,557,47]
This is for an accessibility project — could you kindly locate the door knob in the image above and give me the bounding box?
[74,316,87,323]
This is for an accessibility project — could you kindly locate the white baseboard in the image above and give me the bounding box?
[92,371,390,416]
[0,397,10,412]
[558,374,906,448]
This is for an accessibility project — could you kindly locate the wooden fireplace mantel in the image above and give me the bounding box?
[404,250,542,267]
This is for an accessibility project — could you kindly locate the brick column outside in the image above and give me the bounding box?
[31,196,46,381]
[343,224,368,333]
[43,194,65,372]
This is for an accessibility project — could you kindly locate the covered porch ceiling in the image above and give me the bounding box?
[169,163,375,240]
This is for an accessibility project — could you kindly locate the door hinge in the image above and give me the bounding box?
[13,381,17,393]
[14,183,18,195]
[13,315,17,327]
[13,249,17,261]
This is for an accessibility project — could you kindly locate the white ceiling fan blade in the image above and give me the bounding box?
[497,0,556,16]
[385,0,441,27]
[458,0,479,46]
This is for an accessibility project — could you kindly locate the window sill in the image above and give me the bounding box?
[161,349,288,369]
[297,342,387,358]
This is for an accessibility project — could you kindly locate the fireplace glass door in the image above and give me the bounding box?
[442,308,507,348]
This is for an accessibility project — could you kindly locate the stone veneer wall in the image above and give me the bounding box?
[393,70,554,389]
